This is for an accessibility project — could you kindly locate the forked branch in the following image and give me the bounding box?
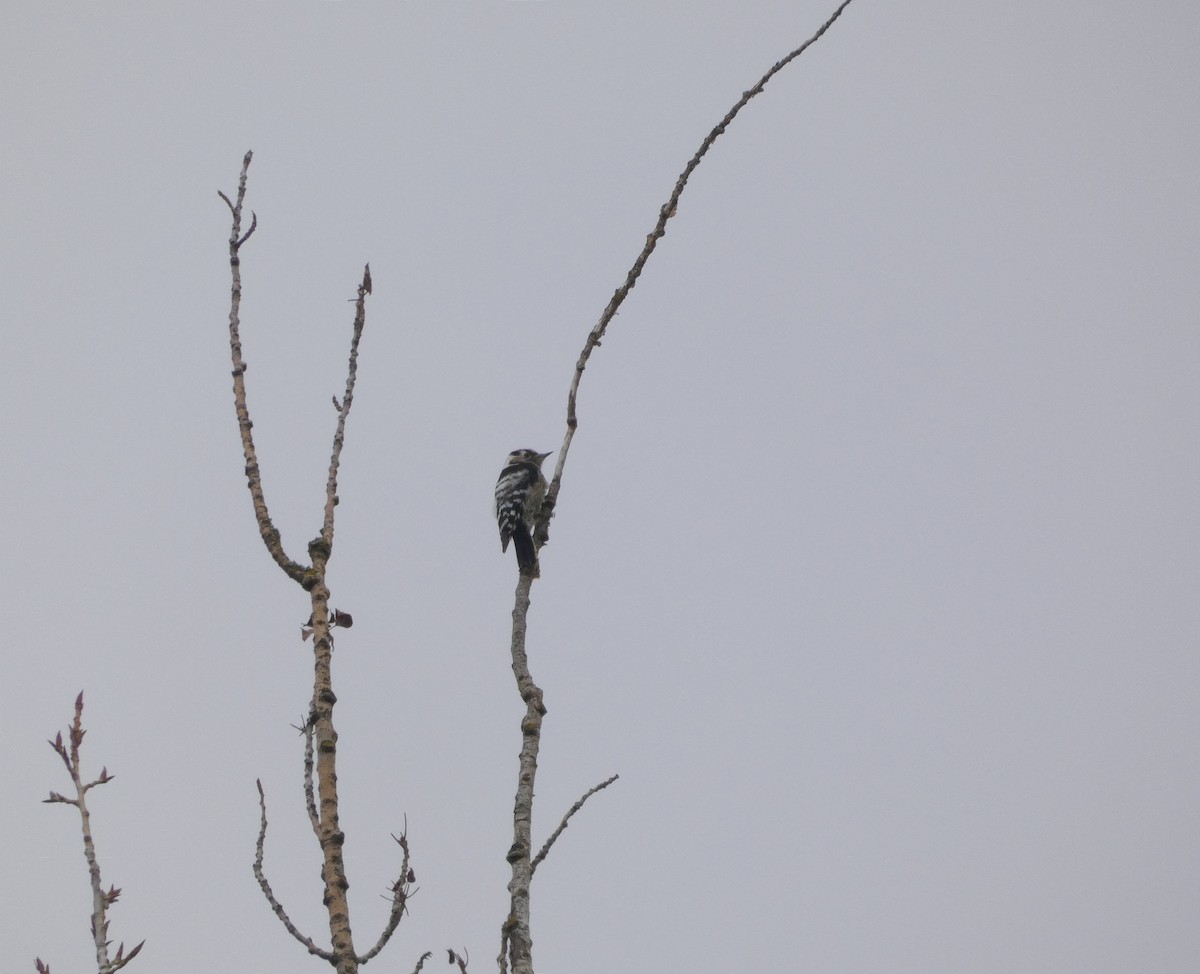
[219,156,403,974]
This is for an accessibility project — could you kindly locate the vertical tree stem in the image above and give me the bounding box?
[505,574,544,974]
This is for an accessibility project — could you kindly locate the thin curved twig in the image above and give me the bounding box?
[535,0,857,549]
[531,774,619,874]
[299,717,320,835]
[252,779,333,961]
[356,827,414,963]
[321,263,371,547]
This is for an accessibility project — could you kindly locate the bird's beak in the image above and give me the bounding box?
[539,451,553,462]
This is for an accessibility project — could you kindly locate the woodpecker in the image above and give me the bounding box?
[495,449,551,574]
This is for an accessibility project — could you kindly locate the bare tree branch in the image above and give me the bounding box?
[320,263,371,548]
[530,774,619,875]
[303,258,372,974]
[220,151,308,585]
[301,717,321,834]
[304,551,355,972]
[503,7,856,973]
[497,927,510,974]
[221,156,386,974]
[40,693,145,974]
[502,573,543,974]
[253,779,334,962]
[536,0,857,549]
[356,828,415,963]
[236,210,258,250]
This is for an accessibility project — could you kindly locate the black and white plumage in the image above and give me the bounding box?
[495,449,551,574]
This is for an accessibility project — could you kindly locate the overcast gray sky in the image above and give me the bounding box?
[3,2,1198,972]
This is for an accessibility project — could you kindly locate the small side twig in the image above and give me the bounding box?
[530,774,619,875]
[497,926,510,974]
[410,951,434,974]
[320,262,371,548]
[290,714,320,834]
[447,948,469,973]
[236,211,258,250]
[41,692,145,974]
[356,826,415,963]
[252,779,333,961]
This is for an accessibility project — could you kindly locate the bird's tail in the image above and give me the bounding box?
[512,524,539,576]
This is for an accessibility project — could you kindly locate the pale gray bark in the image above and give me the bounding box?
[506,5,857,971]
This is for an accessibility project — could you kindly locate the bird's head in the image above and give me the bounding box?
[507,448,552,468]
